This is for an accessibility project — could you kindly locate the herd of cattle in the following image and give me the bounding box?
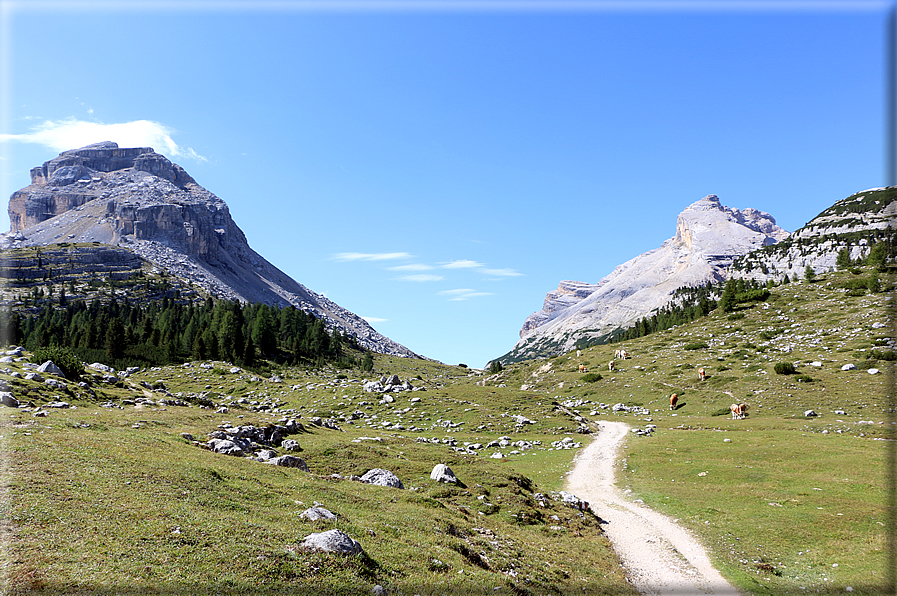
[576,348,749,420]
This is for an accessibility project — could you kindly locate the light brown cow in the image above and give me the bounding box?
[578,364,586,373]
[699,367,706,381]
[669,393,678,410]
[608,360,615,372]
[730,403,748,419]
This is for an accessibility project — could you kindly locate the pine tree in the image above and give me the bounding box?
[836,247,852,270]
[105,318,125,361]
[718,278,737,313]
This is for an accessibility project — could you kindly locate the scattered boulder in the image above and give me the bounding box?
[868,368,880,375]
[360,468,404,489]
[89,362,115,374]
[24,372,44,383]
[299,529,363,555]
[841,364,857,371]
[281,439,301,452]
[300,506,337,521]
[430,464,458,484]
[266,455,309,471]
[804,410,818,418]
[0,392,19,408]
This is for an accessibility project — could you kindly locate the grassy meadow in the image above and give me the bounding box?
[0,265,893,595]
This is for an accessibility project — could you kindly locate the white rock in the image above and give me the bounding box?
[868,368,880,375]
[841,364,857,371]
[430,463,458,484]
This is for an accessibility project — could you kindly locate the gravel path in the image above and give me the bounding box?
[565,420,741,595]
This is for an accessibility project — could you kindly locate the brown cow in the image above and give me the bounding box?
[669,393,678,410]
[698,367,706,381]
[730,403,748,419]
[608,360,615,372]
[578,364,586,373]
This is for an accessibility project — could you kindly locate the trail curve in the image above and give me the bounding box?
[565,420,741,595]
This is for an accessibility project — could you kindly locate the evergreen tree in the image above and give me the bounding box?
[252,305,277,356]
[242,335,256,367]
[718,278,737,313]
[836,247,852,270]
[804,265,816,282]
[105,318,125,361]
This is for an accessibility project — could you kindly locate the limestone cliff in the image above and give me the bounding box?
[3,142,419,358]
[503,195,789,363]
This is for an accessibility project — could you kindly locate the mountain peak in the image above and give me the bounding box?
[506,194,789,362]
[4,145,419,358]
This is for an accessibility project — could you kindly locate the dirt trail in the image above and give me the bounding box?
[565,420,741,595]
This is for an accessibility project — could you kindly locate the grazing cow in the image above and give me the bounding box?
[577,350,582,358]
[698,367,706,382]
[608,360,615,372]
[730,403,748,419]
[614,349,622,359]
[669,393,678,410]
[620,349,629,360]
[578,364,586,373]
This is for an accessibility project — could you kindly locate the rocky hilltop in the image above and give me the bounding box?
[730,186,896,281]
[2,142,418,358]
[503,195,789,363]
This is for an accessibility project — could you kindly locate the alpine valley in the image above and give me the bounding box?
[0,144,893,595]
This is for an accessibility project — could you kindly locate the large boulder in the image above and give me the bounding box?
[360,468,404,489]
[37,360,66,378]
[300,529,363,555]
[0,392,19,407]
[430,464,458,484]
[207,438,244,456]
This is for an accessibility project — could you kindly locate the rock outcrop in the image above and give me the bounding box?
[3,143,418,358]
[730,186,897,282]
[503,195,789,363]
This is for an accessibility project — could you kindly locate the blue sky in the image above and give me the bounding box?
[0,0,890,367]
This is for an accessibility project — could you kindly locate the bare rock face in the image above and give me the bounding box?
[4,143,418,358]
[504,195,788,362]
[730,186,897,282]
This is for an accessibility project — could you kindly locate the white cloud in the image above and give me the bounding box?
[333,252,412,262]
[387,263,434,271]
[480,268,523,277]
[0,118,206,161]
[361,316,388,324]
[440,259,485,269]
[398,274,444,282]
[438,288,493,301]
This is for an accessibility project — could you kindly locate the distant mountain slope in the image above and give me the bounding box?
[2,142,419,358]
[501,195,789,363]
[730,186,897,281]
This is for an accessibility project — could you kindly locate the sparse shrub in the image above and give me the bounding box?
[774,362,796,375]
[711,408,732,417]
[30,346,82,380]
[581,373,603,383]
[870,349,897,361]
[488,360,503,374]
[795,374,814,383]
[727,312,745,321]
[759,329,783,340]
[684,341,708,351]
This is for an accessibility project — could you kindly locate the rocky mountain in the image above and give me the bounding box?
[2,142,419,358]
[729,186,897,282]
[502,195,790,363]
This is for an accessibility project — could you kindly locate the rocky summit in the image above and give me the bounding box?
[2,142,418,358]
[503,195,789,362]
